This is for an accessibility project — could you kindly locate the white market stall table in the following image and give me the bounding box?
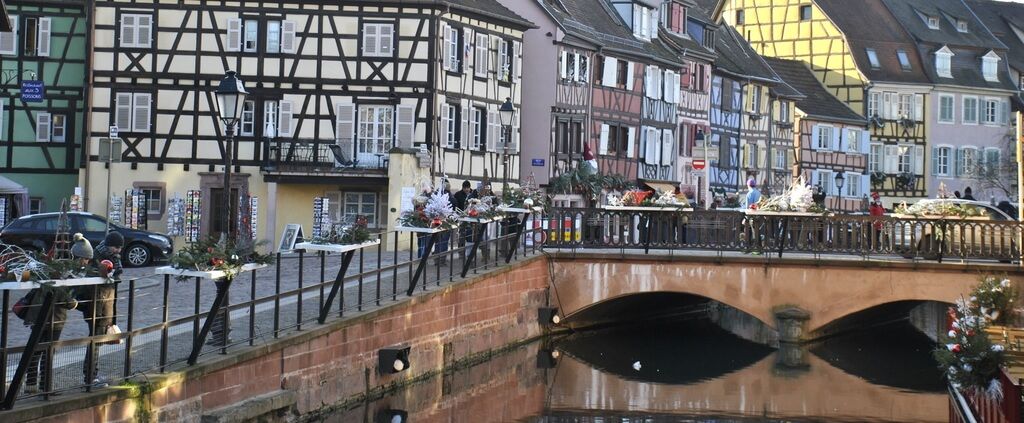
[293,240,381,323]
[154,264,268,365]
[1,277,107,409]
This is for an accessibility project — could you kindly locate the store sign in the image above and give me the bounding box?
[20,81,44,102]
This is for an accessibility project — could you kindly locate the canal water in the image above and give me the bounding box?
[322,318,947,422]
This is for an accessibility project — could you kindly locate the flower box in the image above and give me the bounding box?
[603,205,691,212]
[0,277,108,291]
[394,226,454,234]
[155,263,268,280]
[744,210,824,217]
[294,239,381,254]
[498,206,544,214]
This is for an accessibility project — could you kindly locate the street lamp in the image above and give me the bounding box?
[834,171,846,210]
[498,97,516,194]
[213,70,248,239]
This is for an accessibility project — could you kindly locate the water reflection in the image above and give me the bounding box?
[324,319,947,423]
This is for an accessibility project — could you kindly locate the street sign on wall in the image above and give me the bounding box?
[532,159,545,166]
[20,81,44,102]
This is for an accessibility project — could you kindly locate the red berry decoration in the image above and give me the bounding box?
[952,344,962,353]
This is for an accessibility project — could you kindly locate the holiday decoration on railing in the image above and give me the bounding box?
[894,200,983,218]
[312,216,373,245]
[166,195,185,237]
[167,236,274,282]
[752,177,827,214]
[185,190,201,243]
[936,295,1008,400]
[501,181,546,211]
[397,190,458,230]
[968,276,1017,325]
[461,196,504,221]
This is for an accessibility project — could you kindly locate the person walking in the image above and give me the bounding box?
[76,231,122,387]
[868,192,886,248]
[453,181,477,258]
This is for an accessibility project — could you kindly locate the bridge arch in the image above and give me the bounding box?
[549,256,1008,340]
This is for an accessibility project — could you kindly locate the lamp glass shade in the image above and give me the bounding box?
[214,71,248,127]
[834,172,846,189]
[498,97,515,127]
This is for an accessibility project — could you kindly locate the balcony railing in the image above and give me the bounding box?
[262,140,387,174]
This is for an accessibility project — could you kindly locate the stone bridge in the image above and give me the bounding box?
[548,252,1024,340]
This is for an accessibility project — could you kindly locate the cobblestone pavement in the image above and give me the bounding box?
[3,236,535,401]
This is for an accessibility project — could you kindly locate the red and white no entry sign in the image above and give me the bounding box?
[692,159,706,170]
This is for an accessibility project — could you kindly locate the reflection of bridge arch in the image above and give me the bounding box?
[550,256,1009,338]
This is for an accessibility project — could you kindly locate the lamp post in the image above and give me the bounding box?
[834,171,846,211]
[213,70,248,240]
[498,97,516,194]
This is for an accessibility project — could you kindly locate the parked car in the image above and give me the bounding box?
[892,199,1018,261]
[0,212,173,267]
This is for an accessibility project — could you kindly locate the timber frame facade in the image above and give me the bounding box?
[84,0,529,241]
[0,0,89,217]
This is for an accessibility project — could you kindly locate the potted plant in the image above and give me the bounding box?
[161,236,274,281]
[748,177,828,216]
[396,190,458,233]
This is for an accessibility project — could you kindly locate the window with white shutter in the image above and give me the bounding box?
[121,14,152,48]
[37,18,51,57]
[497,39,510,81]
[626,127,636,158]
[226,18,242,52]
[281,21,297,54]
[132,92,151,132]
[599,124,610,155]
[884,145,899,173]
[51,114,66,142]
[602,57,617,87]
[115,93,133,131]
[0,16,17,55]
[278,100,294,136]
[363,23,394,57]
[661,130,673,166]
[35,112,51,142]
[396,105,415,149]
[335,103,356,161]
[512,40,522,81]
[913,145,924,175]
[475,34,488,77]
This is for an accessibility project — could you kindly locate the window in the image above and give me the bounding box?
[114,92,152,133]
[816,126,833,150]
[617,60,629,87]
[603,124,630,157]
[957,20,968,33]
[497,39,512,82]
[470,107,485,150]
[443,25,461,72]
[800,5,812,21]
[23,17,37,56]
[866,48,880,69]
[846,129,860,153]
[984,148,1001,175]
[898,94,913,119]
[357,105,393,157]
[363,23,394,57]
[266,21,281,54]
[240,100,255,136]
[442,103,459,148]
[744,143,759,168]
[983,99,999,124]
[711,77,722,107]
[263,100,278,136]
[120,14,152,48]
[959,147,979,176]
[868,92,880,117]
[0,16,17,55]
[561,52,588,83]
[475,33,488,77]
[962,96,978,124]
[344,192,378,228]
[982,54,999,82]
[869,143,882,172]
[846,172,863,198]
[778,100,790,122]
[934,146,951,176]
[938,94,954,123]
[244,20,258,52]
[818,170,834,195]
[936,51,952,77]
[927,16,940,29]
[50,114,66,142]
[750,85,761,113]
[662,1,687,34]
[736,10,745,25]
[898,148,913,174]
[773,150,787,170]
[28,198,43,215]
[896,50,911,71]
[139,187,163,215]
[730,81,742,111]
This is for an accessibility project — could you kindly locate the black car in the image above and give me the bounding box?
[0,212,173,267]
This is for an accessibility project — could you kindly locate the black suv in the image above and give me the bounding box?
[0,212,173,267]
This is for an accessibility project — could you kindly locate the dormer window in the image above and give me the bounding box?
[896,49,912,71]
[956,20,968,33]
[866,48,880,69]
[927,16,940,29]
[935,46,953,78]
[660,1,687,35]
[632,4,657,40]
[981,51,1000,82]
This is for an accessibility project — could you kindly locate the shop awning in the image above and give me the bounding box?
[642,181,679,194]
[0,175,27,195]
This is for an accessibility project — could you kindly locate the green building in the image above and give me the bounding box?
[0,0,88,221]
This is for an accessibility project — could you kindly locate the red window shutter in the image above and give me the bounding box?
[672,4,683,33]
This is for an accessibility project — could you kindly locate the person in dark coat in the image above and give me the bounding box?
[435,180,453,264]
[76,231,123,387]
[453,181,477,252]
[962,187,976,201]
[23,283,79,393]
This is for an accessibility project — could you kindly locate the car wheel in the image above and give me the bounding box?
[124,244,152,267]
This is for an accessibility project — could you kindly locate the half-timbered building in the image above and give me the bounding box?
[84,0,530,243]
[659,0,716,205]
[717,0,931,206]
[0,0,89,220]
[766,57,869,212]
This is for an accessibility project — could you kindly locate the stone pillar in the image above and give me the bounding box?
[386,147,433,252]
[774,306,810,344]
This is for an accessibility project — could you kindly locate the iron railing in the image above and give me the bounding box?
[542,208,1022,262]
[0,215,541,408]
[262,140,388,174]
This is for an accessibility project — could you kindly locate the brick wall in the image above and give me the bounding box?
[17,256,551,422]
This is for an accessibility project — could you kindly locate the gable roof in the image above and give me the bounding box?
[815,0,931,85]
[966,0,1024,73]
[537,0,682,66]
[764,57,866,124]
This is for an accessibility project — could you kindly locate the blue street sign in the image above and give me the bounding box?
[532,159,545,167]
[20,81,44,102]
